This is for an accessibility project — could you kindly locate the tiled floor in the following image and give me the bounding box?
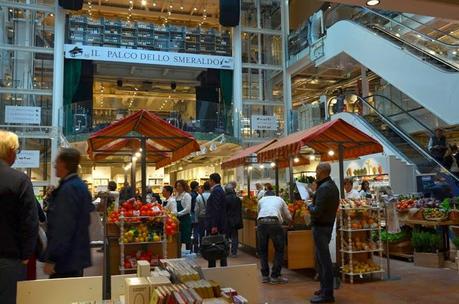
[37,249,459,304]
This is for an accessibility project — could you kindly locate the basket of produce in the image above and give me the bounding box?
[423,208,448,221]
[396,199,416,213]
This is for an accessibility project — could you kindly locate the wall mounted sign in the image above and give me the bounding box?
[64,44,234,70]
[251,115,278,131]
[13,150,40,168]
[5,106,41,125]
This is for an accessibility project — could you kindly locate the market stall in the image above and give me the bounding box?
[86,110,200,281]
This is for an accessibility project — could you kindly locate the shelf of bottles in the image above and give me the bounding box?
[67,15,232,56]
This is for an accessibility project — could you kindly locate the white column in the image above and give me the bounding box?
[232,25,243,140]
[50,1,65,185]
[281,0,292,135]
[360,65,370,116]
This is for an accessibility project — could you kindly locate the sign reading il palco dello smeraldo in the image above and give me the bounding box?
[64,44,234,70]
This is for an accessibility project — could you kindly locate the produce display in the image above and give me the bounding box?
[123,250,162,269]
[288,200,310,226]
[241,196,258,219]
[342,237,380,252]
[121,222,164,243]
[396,198,416,212]
[340,198,377,209]
[378,230,409,243]
[423,208,448,221]
[342,260,382,274]
[341,208,379,230]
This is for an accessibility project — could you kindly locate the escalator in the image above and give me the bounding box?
[298,5,459,125]
[344,94,459,185]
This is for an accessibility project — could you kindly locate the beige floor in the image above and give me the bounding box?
[37,249,459,304]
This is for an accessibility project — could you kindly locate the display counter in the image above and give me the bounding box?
[239,217,315,270]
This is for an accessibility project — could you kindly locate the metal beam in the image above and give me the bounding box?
[0,1,54,12]
[0,44,54,54]
[0,88,52,96]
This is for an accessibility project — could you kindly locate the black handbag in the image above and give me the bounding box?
[200,234,229,261]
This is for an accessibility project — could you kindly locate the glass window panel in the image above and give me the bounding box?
[241,0,258,28]
[0,93,52,126]
[241,104,284,139]
[242,68,261,100]
[242,32,259,64]
[260,0,281,30]
[261,34,282,65]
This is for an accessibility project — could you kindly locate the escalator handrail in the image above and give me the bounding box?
[361,7,459,47]
[398,12,459,43]
[354,94,459,182]
[370,25,459,72]
[363,94,434,137]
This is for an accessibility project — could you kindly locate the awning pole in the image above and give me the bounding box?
[275,162,279,196]
[131,156,136,199]
[141,137,147,202]
[289,156,294,201]
[247,167,251,198]
[338,144,345,199]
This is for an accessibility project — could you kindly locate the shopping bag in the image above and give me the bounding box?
[200,234,229,261]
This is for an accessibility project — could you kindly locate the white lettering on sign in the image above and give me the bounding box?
[13,150,40,168]
[5,106,41,125]
[251,115,278,131]
[64,44,234,70]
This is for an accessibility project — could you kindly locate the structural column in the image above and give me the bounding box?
[281,0,292,135]
[50,1,65,185]
[232,25,243,140]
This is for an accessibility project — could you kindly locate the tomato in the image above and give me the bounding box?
[147,210,154,217]
[170,222,177,230]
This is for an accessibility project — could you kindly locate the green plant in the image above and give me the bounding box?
[411,231,441,253]
[453,237,459,250]
[440,198,452,213]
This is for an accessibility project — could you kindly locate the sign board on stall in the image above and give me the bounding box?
[251,115,278,131]
[64,44,234,70]
[13,150,40,168]
[5,106,41,125]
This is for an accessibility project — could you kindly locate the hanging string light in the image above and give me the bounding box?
[87,0,93,17]
[127,0,134,22]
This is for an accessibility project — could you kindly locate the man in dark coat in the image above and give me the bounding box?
[224,183,243,256]
[205,173,227,267]
[0,131,38,304]
[308,163,339,303]
[44,148,93,278]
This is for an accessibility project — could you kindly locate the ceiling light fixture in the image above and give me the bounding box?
[366,0,380,6]
[141,0,147,6]
[153,2,157,6]
[270,162,276,168]
[309,155,316,161]
[328,150,335,157]
[293,157,300,163]
[259,164,265,169]
[248,166,253,171]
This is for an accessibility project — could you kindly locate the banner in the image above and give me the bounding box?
[251,115,278,131]
[5,106,41,125]
[64,44,234,70]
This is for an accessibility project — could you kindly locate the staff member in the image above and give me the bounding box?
[175,180,192,251]
[257,191,292,284]
[0,131,38,304]
[308,163,339,304]
[162,186,177,215]
[44,148,93,278]
[343,178,360,199]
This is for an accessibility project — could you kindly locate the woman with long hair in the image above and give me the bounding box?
[175,180,193,252]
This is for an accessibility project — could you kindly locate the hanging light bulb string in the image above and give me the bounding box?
[87,0,93,17]
[127,0,134,23]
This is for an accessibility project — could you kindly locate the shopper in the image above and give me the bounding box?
[0,130,38,304]
[161,186,177,215]
[42,185,55,213]
[264,183,275,196]
[195,181,211,251]
[146,186,162,204]
[225,183,243,257]
[175,180,193,252]
[162,186,177,215]
[119,181,134,202]
[335,88,346,113]
[428,128,448,165]
[206,173,228,267]
[257,191,291,284]
[256,183,266,200]
[190,181,200,253]
[44,148,93,278]
[359,180,372,199]
[343,178,360,199]
[308,163,339,303]
[108,181,120,209]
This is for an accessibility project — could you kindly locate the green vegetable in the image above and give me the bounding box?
[412,231,441,253]
[376,230,408,243]
[453,237,459,250]
[440,198,452,213]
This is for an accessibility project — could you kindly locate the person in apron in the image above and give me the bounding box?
[175,180,192,252]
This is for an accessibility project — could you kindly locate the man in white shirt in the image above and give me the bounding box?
[257,192,292,284]
[161,186,177,215]
[344,178,360,200]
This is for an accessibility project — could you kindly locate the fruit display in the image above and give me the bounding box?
[121,222,163,244]
[342,260,381,274]
[340,198,375,209]
[342,208,379,230]
[396,199,416,212]
[108,199,166,223]
[415,198,441,209]
[423,208,448,221]
[342,237,379,251]
[164,215,178,236]
[242,196,258,219]
[123,250,161,269]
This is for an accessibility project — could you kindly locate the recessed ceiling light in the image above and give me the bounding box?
[153,2,157,6]
[366,0,380,6]
[141,0,147,6]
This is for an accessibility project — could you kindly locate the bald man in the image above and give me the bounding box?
[308,163,339,303]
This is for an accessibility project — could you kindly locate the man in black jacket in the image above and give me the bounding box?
[0,131,38,304]
[205,173,228,267]
[43,148,93,278]
[308,163,339,303]
[224,183,243,256]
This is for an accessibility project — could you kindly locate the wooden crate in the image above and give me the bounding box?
[414,251,445,268]
[287,230,314,269]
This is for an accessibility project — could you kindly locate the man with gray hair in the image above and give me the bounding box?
[224,183,243,256]
[0,130,38,304]
[308,162,339,303]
